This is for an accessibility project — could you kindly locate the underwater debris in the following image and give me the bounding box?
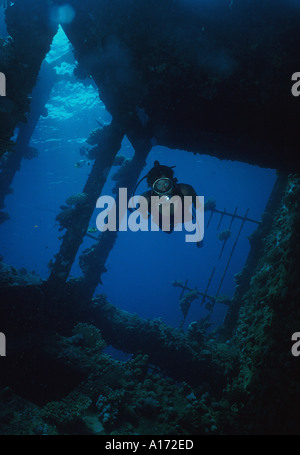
[113,154,126,167]
[204,198,217,212]
[217,230,232,241]
[0,97,14,113]
[87,227,98,234]
[42,392,92,427]
[23,146,39,160]
[86,127,105,146]
[215,295,231,306]
[0,261,42,286]
[79,246,107,282]
[74,159,89,168]
[172,280,184,288]
[48,122,125,289]
[204,301,214,314]
[187,320,210,345]
[71,323,107,353]
[0,211,9,224]
[65,192,89,207]
[173,278,217,327]
[79,146,89,157]
[56,193,89,231]
[179,290,199,323]
[56,206,76,231]
[111,157,134,190]
[0,138,15,158]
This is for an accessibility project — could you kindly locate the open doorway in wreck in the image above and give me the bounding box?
[0,26,277,336]
[1,2,299,436]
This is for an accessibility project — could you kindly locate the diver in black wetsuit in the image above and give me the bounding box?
[133,161,203,247]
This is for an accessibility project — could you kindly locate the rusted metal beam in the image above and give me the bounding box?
[47,122,125,291]
[79,137,151,298]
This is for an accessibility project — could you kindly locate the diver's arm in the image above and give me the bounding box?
[179,183,197,209]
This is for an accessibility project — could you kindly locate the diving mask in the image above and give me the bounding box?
[152,177,174,196]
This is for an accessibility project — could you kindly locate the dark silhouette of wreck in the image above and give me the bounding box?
[0,0,299,435]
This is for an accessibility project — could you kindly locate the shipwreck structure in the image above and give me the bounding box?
[0,0,299,435]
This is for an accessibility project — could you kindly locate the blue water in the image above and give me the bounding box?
[0,6,7,37]
[0,26,277,332]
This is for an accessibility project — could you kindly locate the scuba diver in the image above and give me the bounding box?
[132,161,203,247]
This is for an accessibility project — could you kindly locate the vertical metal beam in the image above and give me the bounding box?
[78,138,151,299]
[47,121,125,290]
[0,62,57,210]
[200,266,216,307]
[229,206,238,230]
[217,208,226,230]
[1,0,58,155]
[215,209,249,299]
[179,280,189,301]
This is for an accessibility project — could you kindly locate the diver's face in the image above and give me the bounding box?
[152,176,173,195]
